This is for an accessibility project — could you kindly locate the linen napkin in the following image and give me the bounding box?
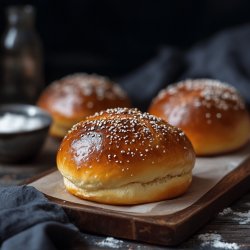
[0,185,82,250]
[121,24,250,110]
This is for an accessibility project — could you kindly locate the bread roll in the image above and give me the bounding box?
[149,79,250,155]
[57,108,195,205]
[37,73,130,138]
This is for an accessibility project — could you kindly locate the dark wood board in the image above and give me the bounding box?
[26,155,250,247]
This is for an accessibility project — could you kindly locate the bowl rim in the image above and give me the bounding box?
[0,103,52,135]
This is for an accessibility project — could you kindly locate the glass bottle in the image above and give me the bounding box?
[0,5,44,104]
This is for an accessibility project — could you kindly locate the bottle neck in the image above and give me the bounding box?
[6,5,35,30]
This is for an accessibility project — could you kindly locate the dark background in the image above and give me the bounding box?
[1,0,250,84]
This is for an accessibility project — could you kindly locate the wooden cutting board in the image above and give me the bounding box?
[27,145,250,246]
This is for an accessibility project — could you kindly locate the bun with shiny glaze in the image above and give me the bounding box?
[57,108,195,205]
[37,73,130,138]
[149,79,250,155]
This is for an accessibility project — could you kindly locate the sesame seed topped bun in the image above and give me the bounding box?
[57,108,195,205]
[149,79,250,155]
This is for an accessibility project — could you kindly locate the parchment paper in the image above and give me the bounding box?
[29,143,250,216]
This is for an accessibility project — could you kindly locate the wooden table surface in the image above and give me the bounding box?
[1,137,250,250]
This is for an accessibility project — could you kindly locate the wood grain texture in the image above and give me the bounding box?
[27,156,250,246]
[2,137,250,248]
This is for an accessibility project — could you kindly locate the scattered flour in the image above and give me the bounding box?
[218,207,233,216]
[96,237,124,249]
[233,211,250,225]
[218,206,250,225]
[198,233,239,249]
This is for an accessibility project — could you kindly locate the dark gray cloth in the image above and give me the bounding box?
[0,186,81,250]
[121,24,250,111]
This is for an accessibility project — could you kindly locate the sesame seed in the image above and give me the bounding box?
[154,79,245,112]
[216,113,222,119]
[205,113,211,118]
[66,107,190,167]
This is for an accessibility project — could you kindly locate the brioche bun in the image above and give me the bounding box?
[57,108,195,205]
[37,73,130,138]
[149,79,250,155]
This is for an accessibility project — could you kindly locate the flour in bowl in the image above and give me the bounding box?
[0,113,43,133]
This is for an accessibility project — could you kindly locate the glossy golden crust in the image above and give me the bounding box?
[57,108,195,205]
[149,79,250,155]
[37,73,131,138]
